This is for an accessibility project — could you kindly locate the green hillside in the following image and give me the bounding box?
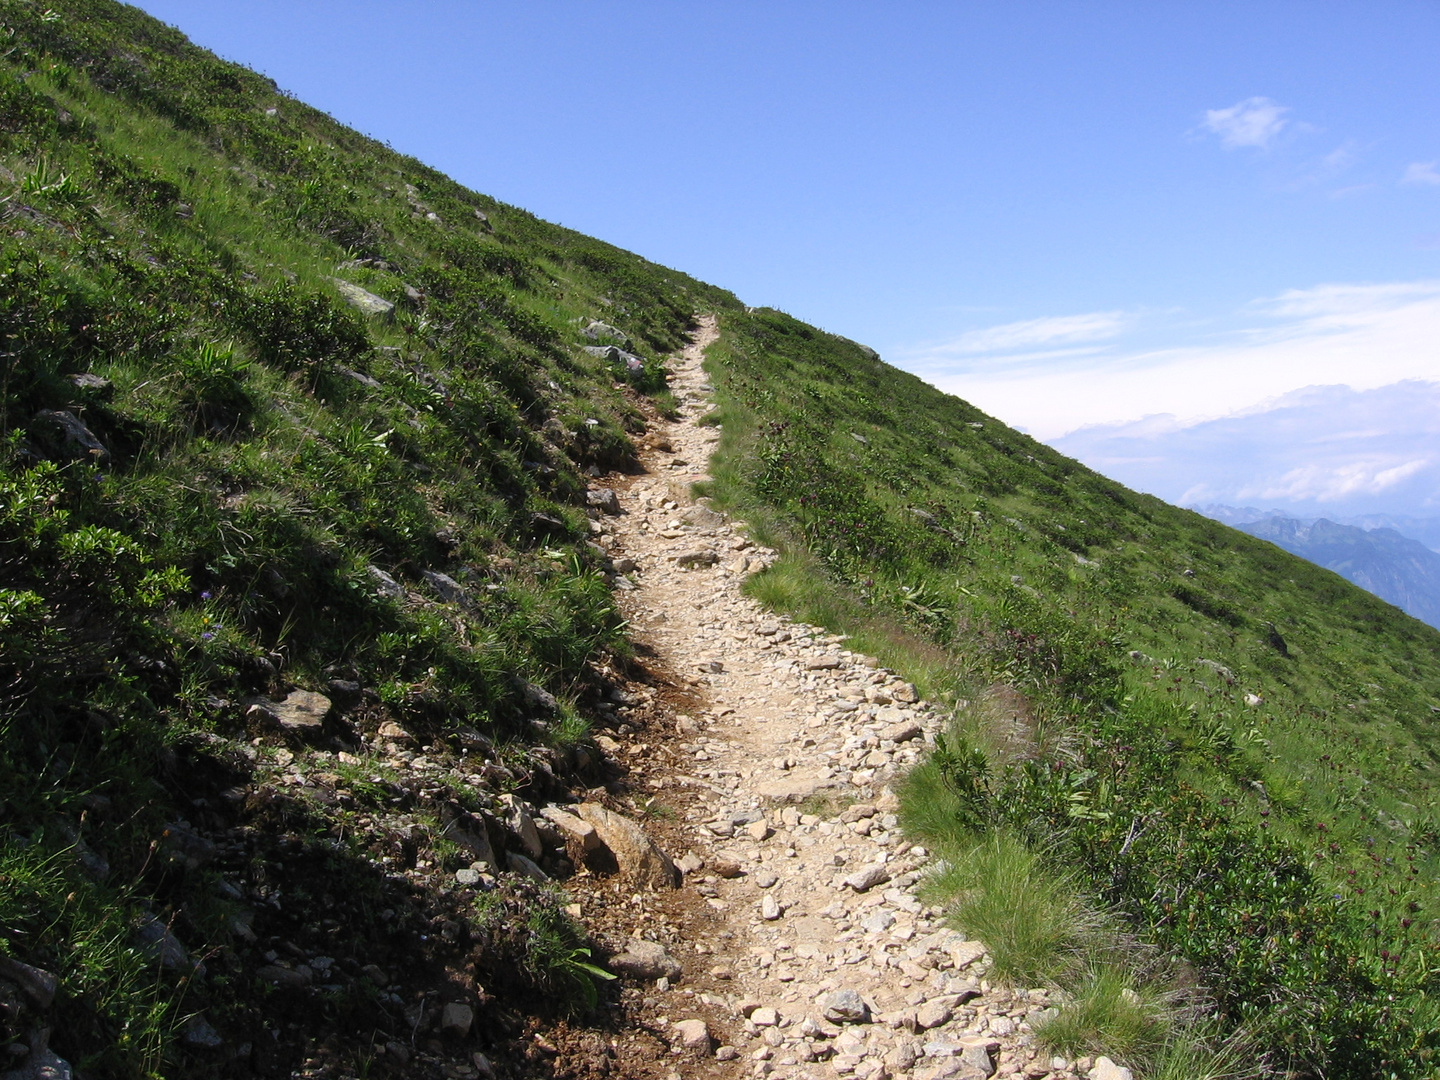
[701,311,1440,1075]
[2,2,1439,1078]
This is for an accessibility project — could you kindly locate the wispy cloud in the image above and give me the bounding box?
[1239,457,1431,503]
[1401,161,1440,186]
[1202,97,1290,149]
[1323,142,1361,171]
[1052,382,1440,517]
[919,311,1129,358]
[901,280,1440,439]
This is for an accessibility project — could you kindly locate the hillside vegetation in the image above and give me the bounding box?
[3,2,1440,1078]
[701,312,1440,1076]
[0,1,737,1074]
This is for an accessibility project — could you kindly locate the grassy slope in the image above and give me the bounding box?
[701,309,1440,1076]
[0,1,739,1075]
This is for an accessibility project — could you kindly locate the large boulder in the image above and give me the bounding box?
[581,319,627,343]
[576,803,678,889]
[586,487,622,515]
[246,691,331,738]
[442,814,499,870]
[34,409,108,462]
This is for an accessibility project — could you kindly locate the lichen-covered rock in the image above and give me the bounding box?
[331,278,394,318]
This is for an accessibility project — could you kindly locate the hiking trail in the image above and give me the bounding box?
[567,316,1101,1080]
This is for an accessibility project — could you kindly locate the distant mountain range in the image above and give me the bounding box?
[1196,505,1440,629]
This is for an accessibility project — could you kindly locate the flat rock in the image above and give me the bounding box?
[676,548,719,568]
[682,505,726,529]
[1,1047,73,1080]
[0,957,57,1009]
[576,803,678,889]
[883,720,924,743]
[1091,1057,1134,1080]
[861,910,896,934]
[959,1038,1001,1077]
[586,487,622,515]
[440,1003,474,1037]
[499,794,543,859]
[134,913,198,974]
[34,409,108,462]
[844,863,891,892]
[581,319,628,343]
[442,816,498,869]
[946,940,988,969]
[818,988,870,1024]
[256,964,308,988]
[368,566,405,600]
[608,939,681,981]
[505,851,548,881]
[672,1018,712,1052]
[915,999,953,1030]
[180,1014,223,1049]
[677,851,704,874]
[421,570,471,607]
[806,655,843,670]
[331,278,394,318]
[249,690,331,735]
[540,806,601,852]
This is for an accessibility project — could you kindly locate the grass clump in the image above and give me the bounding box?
[919,829,1089,987]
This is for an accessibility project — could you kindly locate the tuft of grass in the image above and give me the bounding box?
[919,829,1091,987]
[1036,964,1167,1063]
[522,899,615,1014]
[795,787,859,822]
[1148,1025,1263,1080]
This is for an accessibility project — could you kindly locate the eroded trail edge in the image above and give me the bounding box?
[571,317,1095,1080]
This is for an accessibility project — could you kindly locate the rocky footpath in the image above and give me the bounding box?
[0,319,1128,1080]
[561,317,1121,1080]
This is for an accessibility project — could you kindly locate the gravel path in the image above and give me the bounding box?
[584,318,1103,1080]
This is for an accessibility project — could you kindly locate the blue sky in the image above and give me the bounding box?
[134,1,1440,513]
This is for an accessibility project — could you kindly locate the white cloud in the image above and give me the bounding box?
[1401,161,1440,186]
[902,280,1440,439]
[1202,97,1290,149]
[1048,381,1440,518]
[1323,142,1361,171]
[918,311,1129,358]
[1240,457,1431,503]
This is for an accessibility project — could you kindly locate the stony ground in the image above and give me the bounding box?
[561,318,1119,1080]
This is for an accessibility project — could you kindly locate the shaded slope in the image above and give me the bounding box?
[0,2,740,1076]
